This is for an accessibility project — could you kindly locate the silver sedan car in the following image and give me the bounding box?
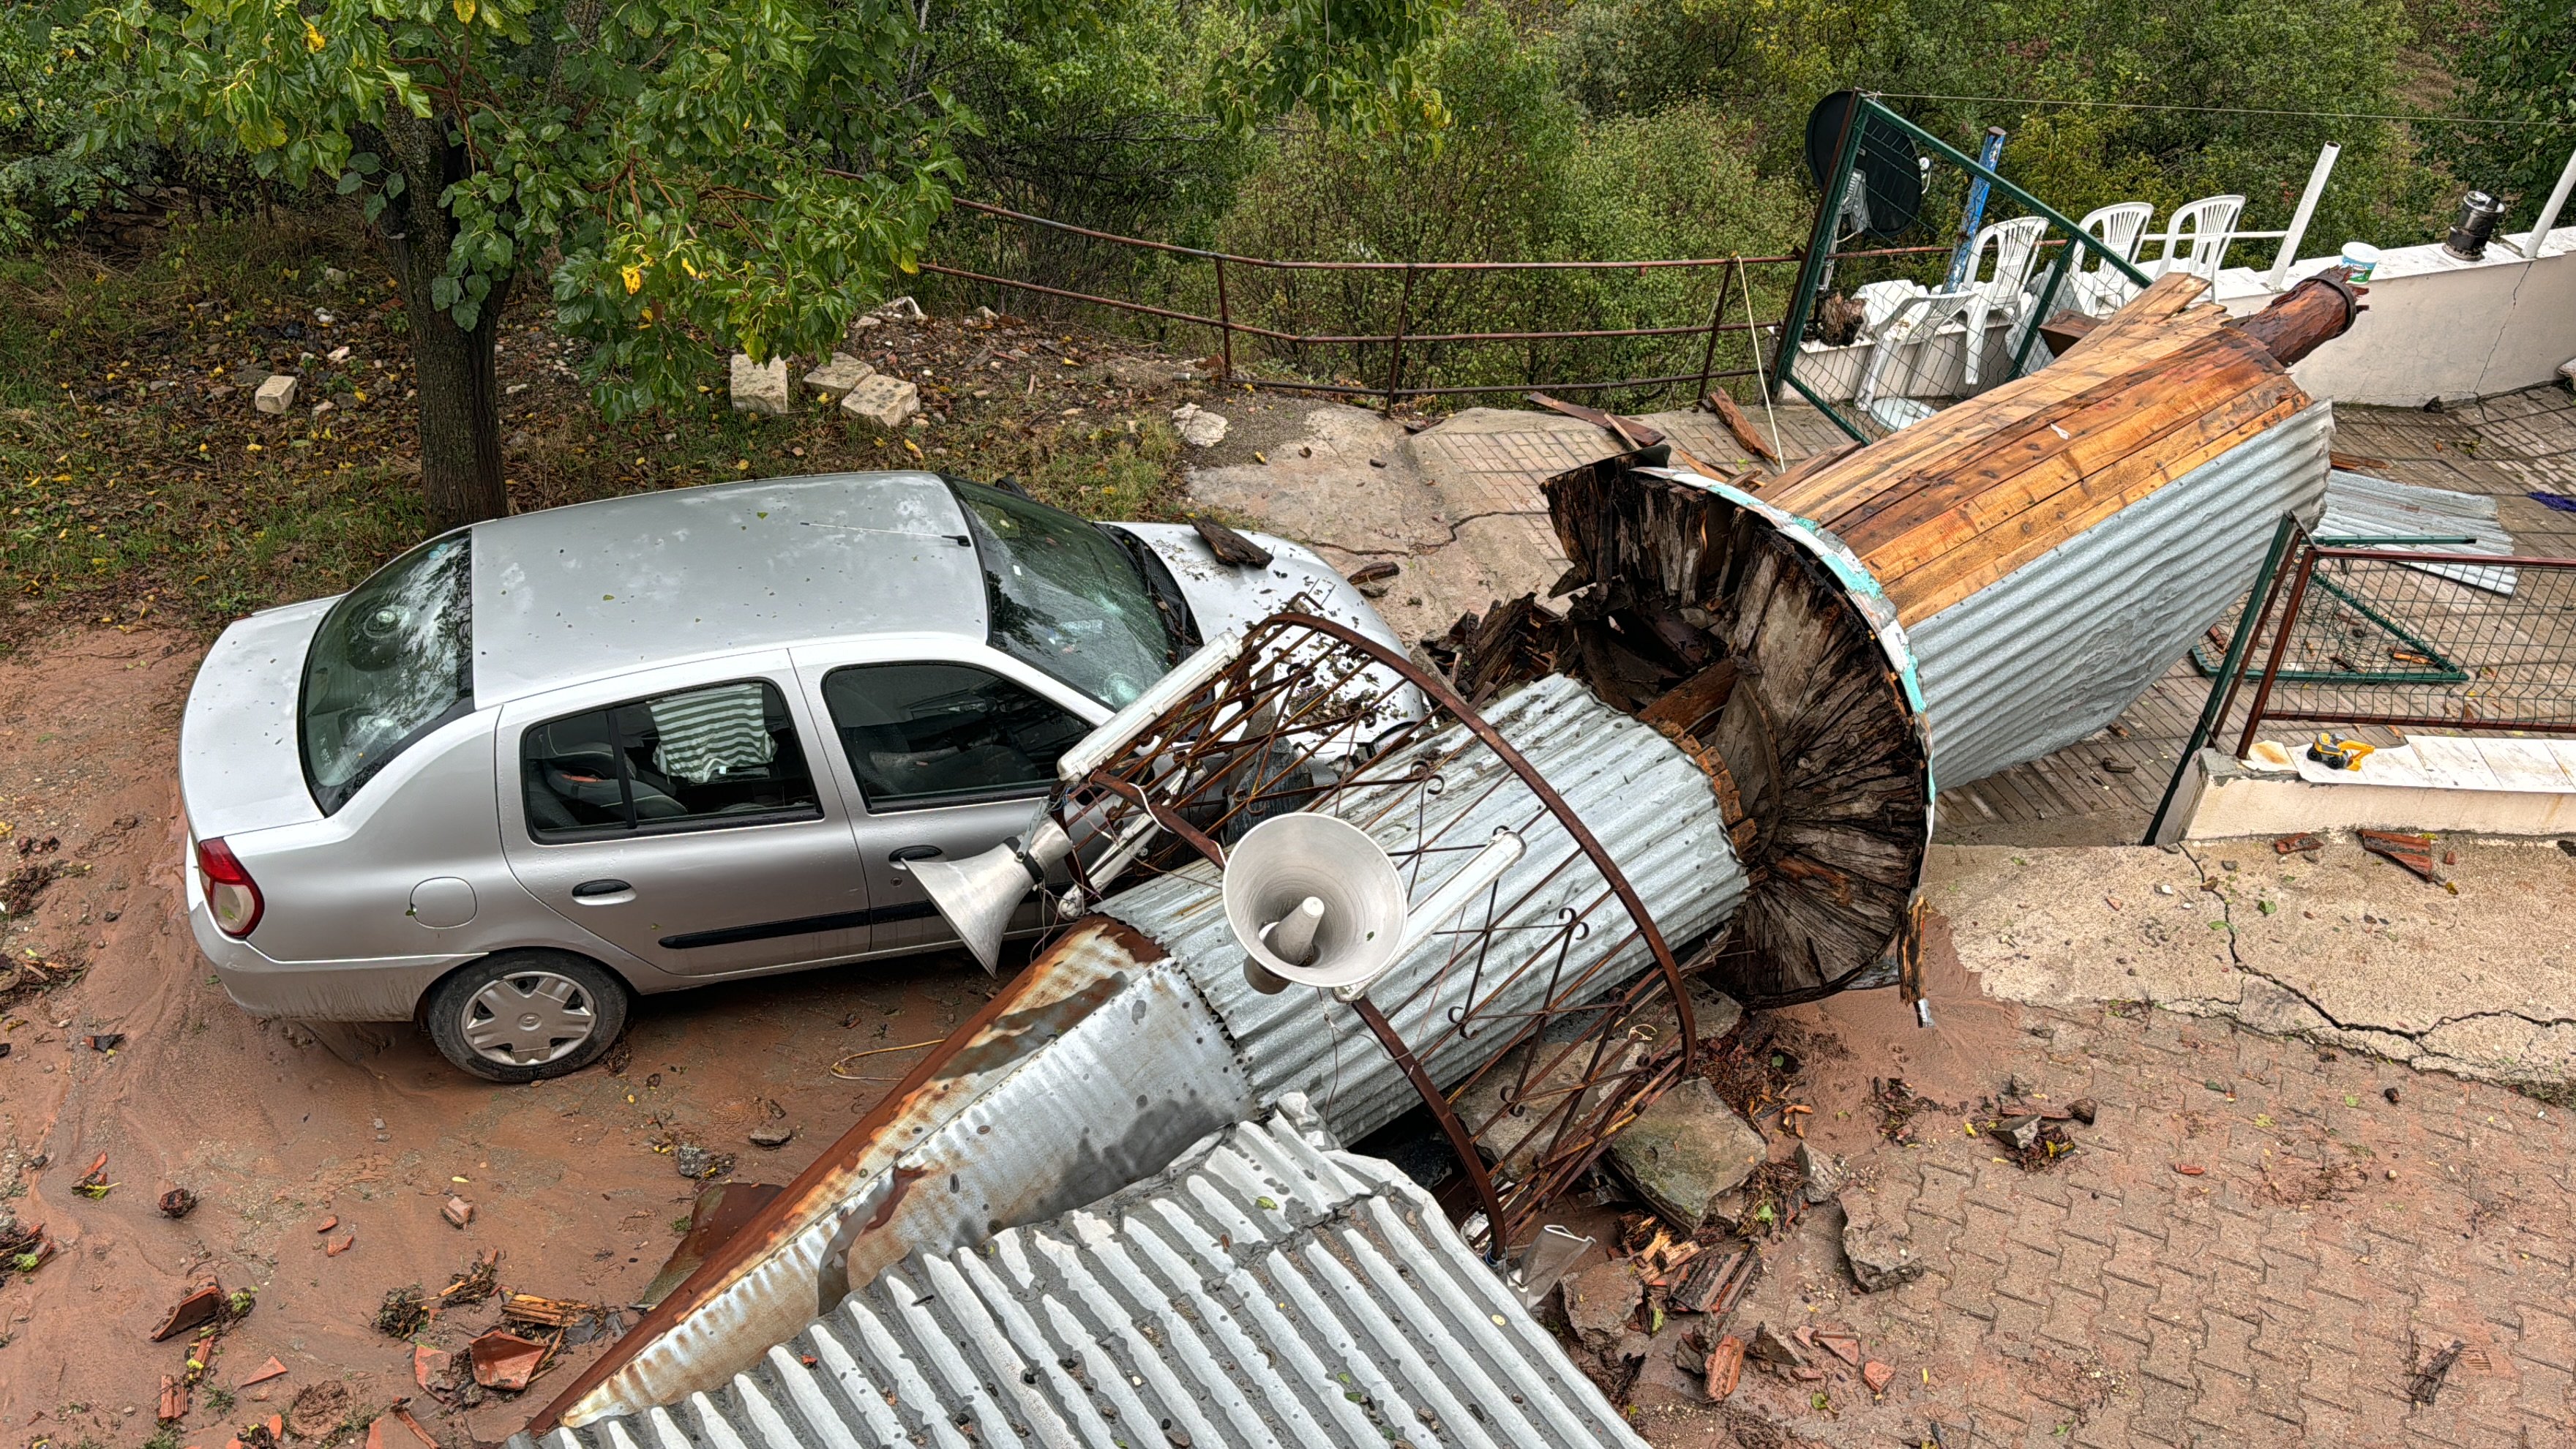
[179,471,1412,1080]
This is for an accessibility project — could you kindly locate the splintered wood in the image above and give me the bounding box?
[1761,274,2313,625]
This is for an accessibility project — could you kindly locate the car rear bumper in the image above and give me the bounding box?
[184,839,471,1021]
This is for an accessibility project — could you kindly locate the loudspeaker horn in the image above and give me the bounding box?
[1223,814,1524,1000]
[913,817,1073,975]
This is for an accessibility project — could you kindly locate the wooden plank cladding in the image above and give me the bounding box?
[1761,274,2321,625]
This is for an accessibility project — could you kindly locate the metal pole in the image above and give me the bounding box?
[1213,254,1235,383]
[2266,143,2342,291]
[1352,997,1510,1259]
[2010,238,2076,378]
[1860,97,2154,288]
[1772,96,1866,401]
[2512,144,2576,258]
[2235,542,2322,759]
[1387,263,1415,408]
[1944,127,2007,291]
[2142,514,2299,845]
[1693,263,1736,412]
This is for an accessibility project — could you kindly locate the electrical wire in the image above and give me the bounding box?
[1871,91,2566,130]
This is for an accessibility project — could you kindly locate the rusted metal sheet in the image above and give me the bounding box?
[513,1099,1647,1449]
[1906,401,2333,787]
[537,920,1252,1428]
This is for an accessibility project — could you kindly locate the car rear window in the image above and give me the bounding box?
[299,533,475,814]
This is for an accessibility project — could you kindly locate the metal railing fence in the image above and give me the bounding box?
[920,198,1950,410]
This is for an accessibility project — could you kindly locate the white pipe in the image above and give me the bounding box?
[2514,145,2576,259]
[2267,142,2341,291]
[1056,626,1249,782]
[1334,828,1528,1003]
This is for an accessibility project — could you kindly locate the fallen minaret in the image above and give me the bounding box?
[529,271,2359,1436]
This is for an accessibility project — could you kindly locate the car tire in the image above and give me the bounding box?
[425,950,630,1084]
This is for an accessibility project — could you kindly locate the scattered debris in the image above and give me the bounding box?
[84,1031,124,1052]
[441,1195,474,1229]
[2359,830,2458,893]
[746,1123,797,1150]
[1345,560,1401,591]
[286,1381,351,1438]
[440,1249,501,1306]
[253,374,299,414]
[241,1357,289,1387]
[159,1186,199,1219]
[413,1344,454,1394]
[0,859,56,915]
[1744,1322,1806,1370]
[158,1374,187,1423]
[363,1402,442,1449]
[1703,389,1780,465]
[672,1144,735,1181]
[1812,1328,1862,1367]
[1704,1334,1746,1400]
[151,1281,229,1341]
[1794,1142,1844,1205]
[2172,1162,2207,1177]
[375,1287,428,1338]
[1972,1109,2075,1171]
[468,1328,550,1391]
[315,1215,340,1233]
[1862,1360,1895,1394]
[1870,1077,1940,1145]
[74,1151,114,1198]
[1188,515,1273,569]
[2406,1336,2465,1406]
[326,1232,356,1257]
[1560,1260,1641,1356]
[502,1292,617,1346]
[1666,1246,1753,1316]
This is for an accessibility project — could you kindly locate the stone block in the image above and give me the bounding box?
[1606,1077,1768,1232]
[804,352,875,401]
[842,375,921,432]
[730,353,793,414]
[1560,1260,1640,1355]
[1171,402,1229,449]
[253,374,299,414]
[1841,1188,1926,1293]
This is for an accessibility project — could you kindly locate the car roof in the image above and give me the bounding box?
[469,471,988,703]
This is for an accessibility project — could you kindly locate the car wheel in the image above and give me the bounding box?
[425,951,629,1083]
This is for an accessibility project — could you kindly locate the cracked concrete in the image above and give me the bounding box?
[1928,832,2576,1090]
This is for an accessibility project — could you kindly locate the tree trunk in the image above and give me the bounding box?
[398,267,511,531]
[371,108,515,532]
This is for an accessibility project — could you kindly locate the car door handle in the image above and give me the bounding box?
[572,878,634,903]
[888,845,943,874]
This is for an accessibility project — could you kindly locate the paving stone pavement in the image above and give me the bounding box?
[1640,1000,2576,1448]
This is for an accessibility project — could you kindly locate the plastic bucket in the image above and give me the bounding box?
[2340,242,2381,282]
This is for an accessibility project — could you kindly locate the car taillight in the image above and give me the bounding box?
[196,836,264,937]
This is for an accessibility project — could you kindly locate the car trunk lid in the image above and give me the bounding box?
[181,599,334,839]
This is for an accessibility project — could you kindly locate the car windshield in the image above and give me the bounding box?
[948,479,1180,708]
[299,532,474,813]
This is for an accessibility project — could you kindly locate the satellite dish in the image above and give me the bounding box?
[1805,91,1924,239]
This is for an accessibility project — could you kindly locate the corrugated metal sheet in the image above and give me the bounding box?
[2318,468,2517,594]
[555,926,1254,1426]
[1104,674,1745,1143]
[517,1097,1646,1449]
[1907,400,2334,789]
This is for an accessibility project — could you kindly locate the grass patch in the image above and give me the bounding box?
[0,217,1197,653]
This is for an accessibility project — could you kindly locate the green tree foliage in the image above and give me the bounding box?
[2435,0,2576,223]
[0,0,161,247]
[84,0,1449,528]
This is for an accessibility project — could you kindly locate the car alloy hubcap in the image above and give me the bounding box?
[461,970,595,1066]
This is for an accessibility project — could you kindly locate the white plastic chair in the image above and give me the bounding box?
[1857,288,1974,433]
[2149,195,2244,285]
[1852,280,1928,340]
[1958,216,2048,389]
[2069,201,2154,317]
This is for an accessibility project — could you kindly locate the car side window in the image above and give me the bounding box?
[523,679,820,840]
[822,662,1089,809]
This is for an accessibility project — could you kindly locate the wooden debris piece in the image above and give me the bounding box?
[1703,389,1780,465]
[1187,516,1272,569]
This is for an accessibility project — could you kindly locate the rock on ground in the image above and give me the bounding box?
[1606,1077,1769,1232]
[1171,402,1229,448]
[842,375,921,431]
[730,354,792,415]
[1837,1186,1922,1293]
[1559,1259,1641,1356]
[252,375,299,414]
[802,352,875,401]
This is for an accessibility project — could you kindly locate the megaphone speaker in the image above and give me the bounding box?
[914,817,1073,975]
[1222,814,1409,995]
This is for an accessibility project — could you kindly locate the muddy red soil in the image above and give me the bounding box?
[0,629,987,1448]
